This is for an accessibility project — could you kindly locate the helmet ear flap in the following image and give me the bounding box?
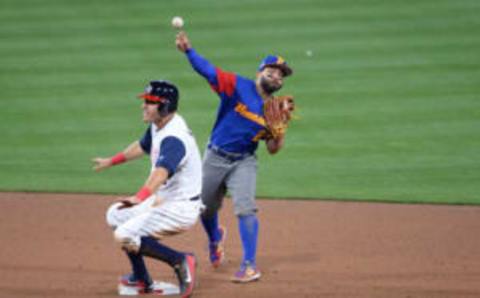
[157,99,171,116]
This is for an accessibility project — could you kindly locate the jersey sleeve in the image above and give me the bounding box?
[139,125,152,154]
[186,48,237,97]
[155,136,186,177]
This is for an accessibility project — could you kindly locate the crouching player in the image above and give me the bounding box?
[93,80,203,297]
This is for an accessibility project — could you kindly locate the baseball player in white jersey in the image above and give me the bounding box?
[92,80,202,298]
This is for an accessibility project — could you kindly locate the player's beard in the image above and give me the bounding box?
[260,76,282,94]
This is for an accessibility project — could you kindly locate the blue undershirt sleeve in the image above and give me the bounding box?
[155,136,186,177]
[139,125,152,154]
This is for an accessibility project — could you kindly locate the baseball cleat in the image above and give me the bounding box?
[174,253,197,298]
[231,262,261,283]
[209,226,226,268]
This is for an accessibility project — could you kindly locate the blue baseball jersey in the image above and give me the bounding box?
[186,48,268,154]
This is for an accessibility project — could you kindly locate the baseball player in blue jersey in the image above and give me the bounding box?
[176,31,294,283]
[92,80,203,297]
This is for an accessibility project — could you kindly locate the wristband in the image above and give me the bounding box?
[135,186,152,202]
[111,152,126,165]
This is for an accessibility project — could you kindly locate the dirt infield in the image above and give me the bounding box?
[1,192,479,298]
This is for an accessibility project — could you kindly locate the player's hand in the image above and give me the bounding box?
[116,196,139,209]
[265,134,284,155]
[92,157,112,172]
[176,31,191,52]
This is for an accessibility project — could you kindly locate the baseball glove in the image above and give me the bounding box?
[263,95,295,139]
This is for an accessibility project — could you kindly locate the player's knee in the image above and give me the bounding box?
[113,228,140,253]
[234,201,257,217]
[201,198,224,218]
[236,209,257,217]
[105,203,122,229]
[232,196,257,217]
[201,206,218,219]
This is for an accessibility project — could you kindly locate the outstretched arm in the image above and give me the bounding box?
[175,31,220,86]
[92,141,145,172]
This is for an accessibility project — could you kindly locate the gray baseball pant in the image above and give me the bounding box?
[201,148,257,218]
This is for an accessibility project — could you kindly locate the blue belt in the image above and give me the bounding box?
[208,144,251,162]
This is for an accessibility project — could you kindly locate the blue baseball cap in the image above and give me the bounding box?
[258,55,293,77]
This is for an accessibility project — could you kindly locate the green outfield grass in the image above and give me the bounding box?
[1,0,479,204]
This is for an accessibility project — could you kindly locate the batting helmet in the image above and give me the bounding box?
[138,80,179,115]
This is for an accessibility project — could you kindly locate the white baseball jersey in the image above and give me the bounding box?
[106,114,203,245]
[148,114,202,201]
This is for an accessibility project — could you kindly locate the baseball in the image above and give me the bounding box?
[171,16,184,29]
